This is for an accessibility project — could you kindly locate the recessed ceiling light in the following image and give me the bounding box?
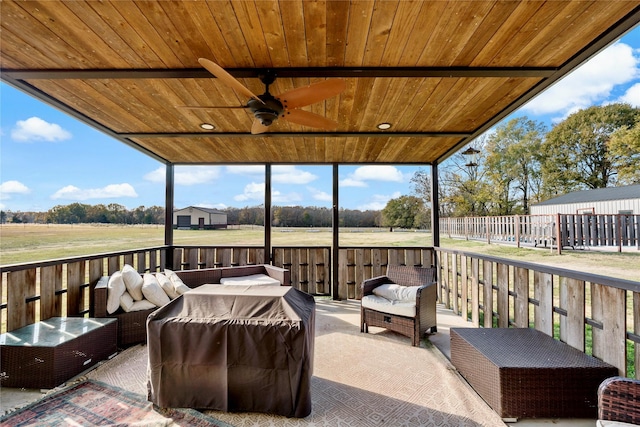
[377,122,392,130]
[200,123,215,130]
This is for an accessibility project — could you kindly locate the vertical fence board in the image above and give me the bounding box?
[371,249,383,277]
[40,265,63,320]
[471,257,480,327]
[460,256,468,320]
[497,263,509,328]
[483,261,493,328]
[442,252,451,309]
[66,261,85,316]
[136,252,147,273]
[559,277,585,351]
[534,271,553,336]
[591,283,626,374]
[7,269,37,330]
[108,256,120,275]
[452,254,459,314]
[172,248,183,270]
[513,267,529,328]
[123,253,134,268]
[338,249,348,300]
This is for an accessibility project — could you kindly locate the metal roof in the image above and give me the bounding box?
[534,185,640,206]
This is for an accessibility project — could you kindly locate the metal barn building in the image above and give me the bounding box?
[173,206,227,229]
[531,185,640,215]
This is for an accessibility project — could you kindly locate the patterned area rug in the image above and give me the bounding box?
[83,300,505,427]
[0,380,232,427]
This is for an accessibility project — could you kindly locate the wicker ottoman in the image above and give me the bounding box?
[0,317,117,389]
[450,328,618,420]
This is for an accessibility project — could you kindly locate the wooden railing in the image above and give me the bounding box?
[0,245,435,333]
[434,247,640,378]
[0,246,167,333]
[441,214,640,252]
[2,244,637,379]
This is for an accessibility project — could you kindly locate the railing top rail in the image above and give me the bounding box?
[435,247,640,293]
[0,245,169,273]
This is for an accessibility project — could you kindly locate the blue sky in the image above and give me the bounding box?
[1,28,639,213]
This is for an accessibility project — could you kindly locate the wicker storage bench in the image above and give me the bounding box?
[92,265,290,347]
[0,317,117,389]
[450,327,618,420]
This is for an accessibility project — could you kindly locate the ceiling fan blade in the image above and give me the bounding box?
[277,79,346,109]
[251,119,270,135]
[282,109,339,130]
[176,105,248,110]
[198,58,263,103]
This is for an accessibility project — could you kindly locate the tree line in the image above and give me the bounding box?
[401,103,640,222]
[1,203,383,228]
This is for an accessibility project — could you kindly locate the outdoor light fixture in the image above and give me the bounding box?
[377,122,392,130]
[462,146,480,168]
[200,123,215,130]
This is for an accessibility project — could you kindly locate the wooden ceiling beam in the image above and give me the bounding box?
[122,131,472,138]
[2,66,557,80]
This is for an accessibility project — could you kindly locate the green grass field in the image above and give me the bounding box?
[1,223,639,282]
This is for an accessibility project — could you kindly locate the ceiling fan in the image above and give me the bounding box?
[180,58,346,134]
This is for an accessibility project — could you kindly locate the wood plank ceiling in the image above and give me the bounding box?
[2,1,639,165]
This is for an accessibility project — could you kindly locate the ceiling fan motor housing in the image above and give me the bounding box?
[249,95,284,126]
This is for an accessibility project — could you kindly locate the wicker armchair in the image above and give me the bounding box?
[598,376,640,426]
[360,265,437,346]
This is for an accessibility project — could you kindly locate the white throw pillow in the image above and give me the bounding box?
[121,264,144,301]
[155,272,179,299]
[120,291,156,313]
[220,273,281,286]
[106,271,126,314]
[120,291,134,312]
[164,269,191,295]
[142,273,170,307]
[372,283,418,302]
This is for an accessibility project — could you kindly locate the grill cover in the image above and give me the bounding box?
[147,284,315,417]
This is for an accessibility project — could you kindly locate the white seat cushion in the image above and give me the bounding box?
[372,284,418,302]
[220,273,281,286]
[361,294,416,317]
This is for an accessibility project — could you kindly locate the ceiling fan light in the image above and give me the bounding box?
[377,122,392,130]
[200,123,215,130]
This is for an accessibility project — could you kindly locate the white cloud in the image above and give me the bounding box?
[358,192,401,211]
[340,166,405,187]
[11,117,72,142]
[144,167,165,183]
[617,82,640,107]
[523,42,639,118]
[273,191,303,205]
[272,166,318,184]
[51,183,138,200]
[0,180,30,200]
[339,178,368,187]
[234,182,264,202]
[144,166,221,185]
[307,187,332,202]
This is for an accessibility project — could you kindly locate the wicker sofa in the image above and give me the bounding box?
[360,265,437,347]
[92,264,290,347]
[598,376,640,426]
